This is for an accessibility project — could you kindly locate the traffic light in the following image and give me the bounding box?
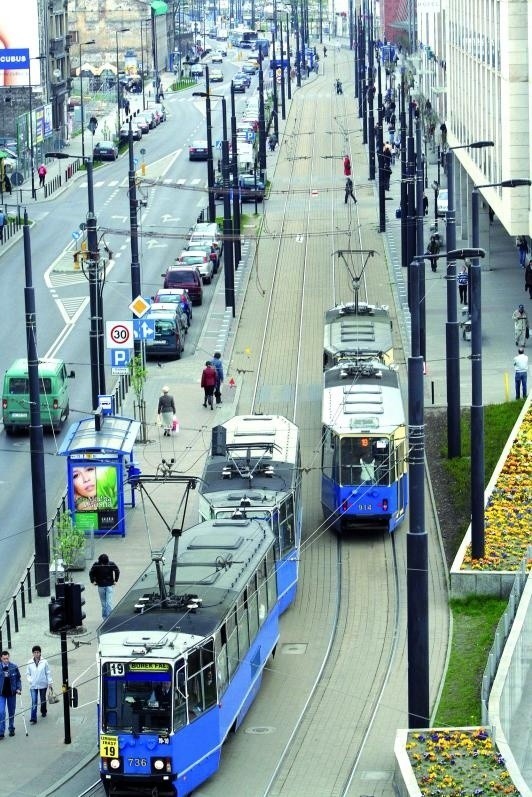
[88,116,98,134]
[64,582,86,628]
[48,596,66,633]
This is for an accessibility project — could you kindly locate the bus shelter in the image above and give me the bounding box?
[58,416,141,537]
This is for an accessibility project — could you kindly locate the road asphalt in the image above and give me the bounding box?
[0,51,529,797]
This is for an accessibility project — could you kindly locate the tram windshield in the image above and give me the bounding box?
[101,662,176,734]
[215,507,272,521]
[339,435,391,486]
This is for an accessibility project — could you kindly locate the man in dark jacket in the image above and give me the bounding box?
[89,553,120,619]
[0,650,22,738]
[211,352,224,404]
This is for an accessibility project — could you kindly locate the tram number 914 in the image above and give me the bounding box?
[358,503,373,511]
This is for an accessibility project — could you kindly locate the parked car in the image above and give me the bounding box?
[144,310,185,359]
[149,301,188,339]
[183,240,219,272]
[437,188,448,217]
[233,75,247,92]
[93,140,118,161]
[209,68,224,83]
[238,174,265,202]
[188,140,209,161]
[140,110,158,129]
[119,124,142,144]
[161,265,204,305]
[153,288,193,325]
[242,61,258,75]
[211,51,224,63]
[151,102,167,122]
[234,71,251,88]
[189,221,223,256]
[135,116,150,134]
[177,250,214,284]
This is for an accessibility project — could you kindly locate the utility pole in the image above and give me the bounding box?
[230,83,241,269]
[23,211,49,598]
[128,122,141,356]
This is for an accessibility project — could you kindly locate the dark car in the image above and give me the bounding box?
[232,75,247,92]
[239,174,265,202]
[161,266,203,305]
[239,40,253,49]
[93,140,118,161]
[234,71,251,88]
[144,310,185,359]
[188,140,209,161]
[119,124,142,144]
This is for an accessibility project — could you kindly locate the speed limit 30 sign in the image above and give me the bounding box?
[106,321,134,349]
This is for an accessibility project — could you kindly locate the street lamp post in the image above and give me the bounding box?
[279,17,286,121]
[408,246,485,728]
[445,141,494,458]
[115,28,130,135]
[230,83,242,268]
[193,91,234,315]
[79,40,96,162]
[469,178,531,559]
[47,152,105,412]
[28,55,45,200]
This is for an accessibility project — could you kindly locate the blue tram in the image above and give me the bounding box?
[323,302,394,370]
[198,414,302,614]
[321,361,408,533]
[98,516,294,796]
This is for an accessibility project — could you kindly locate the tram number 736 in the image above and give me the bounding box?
[128,758,148,767]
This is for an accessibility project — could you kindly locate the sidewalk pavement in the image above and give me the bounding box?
[2,56,530,797]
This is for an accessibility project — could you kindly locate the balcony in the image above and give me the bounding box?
[49,38,66,58]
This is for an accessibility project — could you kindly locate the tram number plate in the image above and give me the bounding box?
[100,734,119,758]
[358,503,373,511]
[128,758,148,767]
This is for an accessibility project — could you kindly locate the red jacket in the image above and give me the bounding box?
[201,365,217,388]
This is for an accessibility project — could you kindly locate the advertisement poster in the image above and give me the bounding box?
[0,0,40,86]
[70,462,119,534]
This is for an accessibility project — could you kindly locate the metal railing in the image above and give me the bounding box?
[0,371,131,650]
[480,546,532,724]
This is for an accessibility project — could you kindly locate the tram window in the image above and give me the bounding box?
[271,510,280,558]
[103,680,157,733]
[236,595,250,660]
[247,574,259,641]
[215,630,229,695]
[322,427,333,477]
[174,661,187,729]
[279,496,295,556]
[266,547,277,612]
[257,560,268,624]
[332,435,340,482]
[226,606,239,680]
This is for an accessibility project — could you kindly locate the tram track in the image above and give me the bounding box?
[229,53,407,797]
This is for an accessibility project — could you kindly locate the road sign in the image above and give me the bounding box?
[109,349,132,368]
[111,367,129,375]
[98,395,114,416]
[133,318,156,340]
[72,230,81,241]
[106,321,134,349]
[129,295,151,318]
[245,129,255,143]
[215,139,222,149]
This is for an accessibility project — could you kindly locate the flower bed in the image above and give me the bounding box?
[405,728,518,795]
[461,404,532,572]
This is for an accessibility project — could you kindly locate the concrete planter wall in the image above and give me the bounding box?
[450,394,532,599]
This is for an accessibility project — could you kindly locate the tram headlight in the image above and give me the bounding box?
[153,759,165,771]
[110,758,121,770]
[152,757,172,773]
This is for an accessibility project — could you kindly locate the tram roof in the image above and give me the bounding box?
[322,362,405,433]
[199,414,299,500]
[324,303,393,361]
[98,519,274,657]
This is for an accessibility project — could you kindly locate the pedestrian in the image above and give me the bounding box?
[0,650,22,738]
[211,352,224,405]
[343,155,351,176]
[124,99,130,116]
[525,260,532,299]
[3,173,11,195]
[323,45,327,57]
[37,163,47,187]
[516,235,529,268]
[427,234,441,270]
[344,177,357,204]
[458,264,468,304]
[512,304,529,347]
[157,385,176,437]
[201,360,217,410]
[268,133,277,152]
[89,553,120,619]
[383,162,392,191]
[513,348,528,399]
[423,192,428,216]
[488,205,494,225]
[26,645,52,724]
[336,79,342,95]
[0,207,5,244]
